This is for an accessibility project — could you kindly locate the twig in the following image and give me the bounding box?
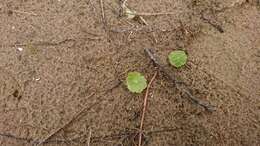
[126,11,175,16]
[11,10,38,16]
[0,80,122,145]
[8,39,76,47]
[87,128,92,146]
[144,48,216,112]
[137,15,157,43]
[100,0,108,30]
[37,80,121,145]
[138,15,148,25]
[0,126,177,144]
[36,93,96,145]
[100,0,105,20]
[4,36,102,48]
[138,72,158,146]
[201,13,224,33]
[0,133,32,142]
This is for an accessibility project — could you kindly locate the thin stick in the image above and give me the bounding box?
[137,13,157,43]
[6,37,101,48]
[0,133,32,142]
[12,10,38,16]
[139,15,148,25]
[100,0,109,31]
[87,128,92,146]
[37,80,121,145]
[126,11,175,16]
[37,93,95,145]
[144,48,216,112]
[201,13,224,33]
[0,127,180,144]
[138,72,158,146]
[100,0,105,25]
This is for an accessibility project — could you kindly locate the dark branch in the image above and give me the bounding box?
[144,48,216,112]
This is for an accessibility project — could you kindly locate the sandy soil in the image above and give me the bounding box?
[0,0,259,146]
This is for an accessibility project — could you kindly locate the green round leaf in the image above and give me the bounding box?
[168,50,188,68]
[126,72,147,93]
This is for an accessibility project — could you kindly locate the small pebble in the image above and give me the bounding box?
[17,47,23,51]
[35,78,41,81]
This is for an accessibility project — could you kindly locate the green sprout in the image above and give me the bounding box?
[168,50,188,68]
[126,72,147,93]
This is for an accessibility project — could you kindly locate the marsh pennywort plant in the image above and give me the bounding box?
[168,50,187,68]
[126,72,147,93]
